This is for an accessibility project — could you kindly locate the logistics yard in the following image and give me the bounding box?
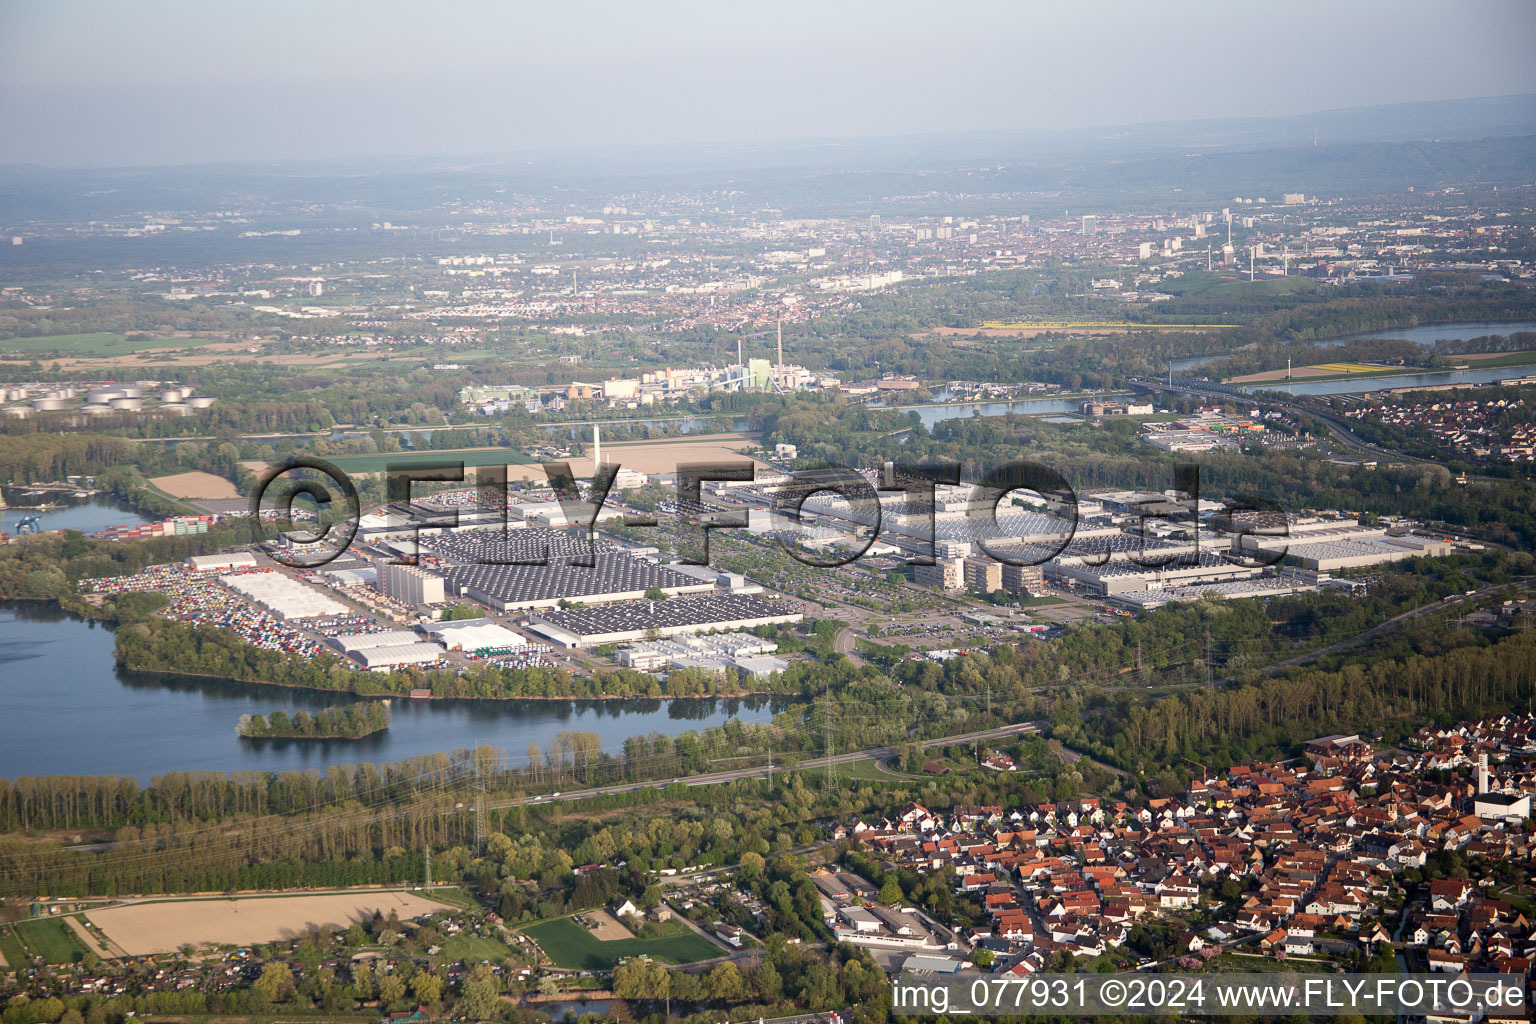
[84,891,450,955]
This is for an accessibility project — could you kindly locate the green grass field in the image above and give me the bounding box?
[838,757,916,783]
[14,918,90,964]
[522,916,721,970]
[438,932,514,962]
[0,925,27,969]
[324,447,538,475]
[0,332,222,355]
[420,886,480,910]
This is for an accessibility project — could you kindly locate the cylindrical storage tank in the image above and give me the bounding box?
[87,388,124,403]
[32,398,67,411]
[53,387,76,399]
[160,390,183,403]
[119,387,143,399]
[109,397,143,411]
[81,404,113,416]
[159,402,191,416]
[3,406,31,419]
[188,396,216,408]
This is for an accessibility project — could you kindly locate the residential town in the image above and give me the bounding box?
[833,712,1536,980]
[1344,394,1536,464]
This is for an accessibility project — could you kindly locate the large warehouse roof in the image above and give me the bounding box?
[350,643,444,669]
[222,570,349,619]
[431,622,526,651]
[526,594,802,648]
[439,553,714,610]
[330,630,423,653]
[187,552,258,572]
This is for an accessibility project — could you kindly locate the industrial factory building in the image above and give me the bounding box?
[380,562,446,606]
[617,631,786,677]
[422,529,717,610]
[1048,551,1263,596]
[439,554,715,611]
[525,594,802,649]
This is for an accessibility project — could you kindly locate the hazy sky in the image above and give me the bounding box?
[2,0,1535,167]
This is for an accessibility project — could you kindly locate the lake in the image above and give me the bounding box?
[1,490,150,535]
[0,602,792,781]
[1334,320,1536,346]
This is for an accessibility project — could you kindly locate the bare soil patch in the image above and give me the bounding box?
[87,891,448,955]
[582,909,635,941]
[149,471,241,500]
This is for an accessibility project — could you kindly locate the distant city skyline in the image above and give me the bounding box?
[1,0,1535,167]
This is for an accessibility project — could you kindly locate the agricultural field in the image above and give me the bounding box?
[522,915,722,970]
[87,891,449,955]
[0,332,222,356]
[14,917,91,964]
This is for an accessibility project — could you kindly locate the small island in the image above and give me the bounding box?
[237,702,391,740]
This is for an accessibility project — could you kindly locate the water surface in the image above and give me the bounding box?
[0,602,790,781]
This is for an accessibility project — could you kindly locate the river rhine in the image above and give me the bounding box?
[0,602,790,782]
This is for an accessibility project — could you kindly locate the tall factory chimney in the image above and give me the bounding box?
[592,423,601,474]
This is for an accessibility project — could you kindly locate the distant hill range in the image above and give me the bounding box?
[2,93,1533,225]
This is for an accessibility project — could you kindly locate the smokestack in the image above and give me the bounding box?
[593,423,601,474]
[777,320,784,377]
[1478,752,1490,795]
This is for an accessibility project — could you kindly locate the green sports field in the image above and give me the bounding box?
[13,918,90,964]
[0,332,222,355]
[522,916,721,970]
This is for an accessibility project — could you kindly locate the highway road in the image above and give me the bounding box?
[1134,377,1434,466]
